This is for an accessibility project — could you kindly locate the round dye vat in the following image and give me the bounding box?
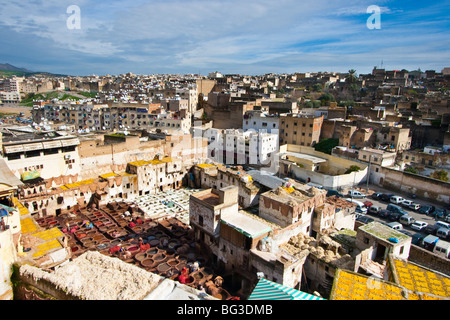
[146,248,158,256]
[153,253,166,262]
[77,233,87,239]
[127,246,139,252]
[141,258,154,268]
[71,246,79,253]
[135,252,147,262]
[192,272,204,281]
[149,239,159,247]
[168,240,179,249]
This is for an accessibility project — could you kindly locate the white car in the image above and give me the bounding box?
[347,190,366,198]
[410,221,428,231]
[390,196,405,204]
[401,200,413,208]
[408,203,421,211]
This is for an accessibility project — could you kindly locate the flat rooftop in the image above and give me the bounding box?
[359,222,410,243]
[221,210,272,238]
[283,151,327,164]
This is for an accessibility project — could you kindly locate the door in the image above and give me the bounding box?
[375,243,386,262]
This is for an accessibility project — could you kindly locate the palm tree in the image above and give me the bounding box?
[345,69,357,84]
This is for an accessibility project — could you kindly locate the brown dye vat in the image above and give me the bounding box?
[71,246,79,253]
[145,248,158,256]
[80,237,93,243]
[192,271,204,282]
[167,258,179,267]
[83,241,94,247]
[141,258,155,268]
[135,252,147,262]
[157,262,172,273]
[152,253,166,263]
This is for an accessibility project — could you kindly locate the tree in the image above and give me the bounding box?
[404,166,418,174]
[314,138,339,154]
[431,170,449,182]
[345,69,358,84]
[312,83,322,92]
[345,165,361,174]
[319,93,335,106]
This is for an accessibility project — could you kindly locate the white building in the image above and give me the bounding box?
[243,110,280,134]
[1,129,81,181]
[205,128,279,166]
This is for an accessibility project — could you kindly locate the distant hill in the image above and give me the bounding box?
[0,63,68,77]
[0,63,33,73]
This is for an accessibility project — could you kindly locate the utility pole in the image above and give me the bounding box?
[366,155,372,192]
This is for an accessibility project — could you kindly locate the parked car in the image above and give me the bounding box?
[377,209,389,219]
[410,221,428,231]
[347,190,366,198]
[401,200,414,208]
[387,211,405,222]
[408,203,421,211]
[387,222,403,230]
[429,208,447,220]
[368,206,381,215]
[371,192,383,200]
[419,205,435,215]
[356,216,374,224]
[345,198,367,214]
[423,224,440,235]
[436,228,450,240]
[380,193,394,202]
[432,239,450,259]
[363,200,373,208]
[386,204,408,215]
[399,215,415,226]
[411,233,425,246]
[399,229,413,237]
[435,221,450,230]
[326,189,344,198]
[390,196,405,204]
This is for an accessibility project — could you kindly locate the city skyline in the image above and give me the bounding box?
[0,0,449,76]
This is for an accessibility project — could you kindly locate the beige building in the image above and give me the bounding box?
[279,114,323,147]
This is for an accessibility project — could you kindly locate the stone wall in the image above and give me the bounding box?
[408,244,450,276]
[371,166,450,204]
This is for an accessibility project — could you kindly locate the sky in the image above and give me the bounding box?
[0,0,449,76]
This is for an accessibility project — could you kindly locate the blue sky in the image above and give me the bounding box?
[0,0,449,76]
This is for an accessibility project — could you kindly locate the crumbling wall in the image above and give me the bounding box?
[408,245,450,277]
